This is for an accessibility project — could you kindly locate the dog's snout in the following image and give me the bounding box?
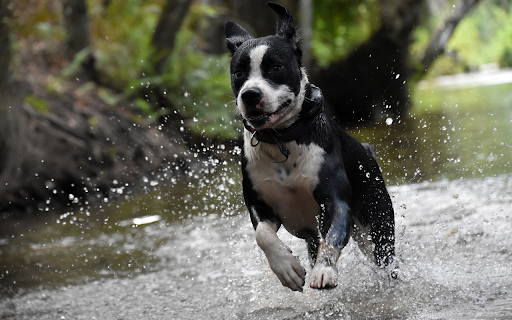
[241,88,263,108]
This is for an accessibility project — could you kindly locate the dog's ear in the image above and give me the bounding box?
[267,2,300,50]
[225,20,252,54]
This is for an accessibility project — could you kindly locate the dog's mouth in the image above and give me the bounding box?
[245,99,292,122]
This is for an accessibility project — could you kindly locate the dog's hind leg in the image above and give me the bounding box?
[370,208,395,268]
[353,154,396,274]
[352,217,376,263]
[354,198,396,279]
[367,170,395,269]
[371,205,398,280]
[360,189,395,267]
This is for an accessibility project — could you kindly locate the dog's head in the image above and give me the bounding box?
[225,2,307,130]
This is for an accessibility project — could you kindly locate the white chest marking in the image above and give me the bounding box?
[244,131,325,235]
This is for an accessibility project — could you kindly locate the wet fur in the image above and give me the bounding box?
[226,2,395,292]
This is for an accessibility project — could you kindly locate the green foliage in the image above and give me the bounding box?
[25,95,49,113]
[163,12,236,139]
[61,47,92,78]
[311,0,381,67]
[137,3,237,139]
[86,1,236,139]
[12,0,512,142]
[412,1,512,78]
[34,21,66,43]
[9,0,64,39]
[97,87,122,106]
[165,53,237,140]
[425,55,467,77]
[88,0,162,89]
[45,75,67,95]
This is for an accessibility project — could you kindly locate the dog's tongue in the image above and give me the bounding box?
[246,99,292,127]
[267,113,278,122]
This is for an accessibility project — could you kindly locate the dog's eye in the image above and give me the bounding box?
[270,65,282,72]
[232,71,244,79]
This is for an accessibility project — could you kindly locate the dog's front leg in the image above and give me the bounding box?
[310,200,352,289]
[255,221,306,292]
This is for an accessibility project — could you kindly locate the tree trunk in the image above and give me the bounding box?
[0,0,13,183]
[152,0,193,75]
[226,0,298,37]
[198,0,303,55]
[0,0,11,85]
[310,0,482,124]
[62,0,98,82]
[299,0,313,70]
[311,0,426,124]
[63,0,91,54]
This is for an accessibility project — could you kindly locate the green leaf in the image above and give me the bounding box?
[24,95,49,113]
[98,88,122,106]
[61,48,92,78]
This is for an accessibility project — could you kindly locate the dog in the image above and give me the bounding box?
[225,2,395,292]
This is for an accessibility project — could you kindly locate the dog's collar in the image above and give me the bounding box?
[242,83,324,163]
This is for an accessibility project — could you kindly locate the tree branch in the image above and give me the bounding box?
[420,0,481,72]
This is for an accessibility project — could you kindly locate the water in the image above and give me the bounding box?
[1,81,512,319]
[351,81,512,185]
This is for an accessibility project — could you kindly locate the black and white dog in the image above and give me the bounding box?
[225,2,395,292]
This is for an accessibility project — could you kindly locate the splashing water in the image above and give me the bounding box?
[1,83,512,319]
[1,173,511,319]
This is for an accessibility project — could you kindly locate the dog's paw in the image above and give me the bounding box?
[309,263,337,289]
[267,251,306,292]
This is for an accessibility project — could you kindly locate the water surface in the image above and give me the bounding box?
[1,81,511,319]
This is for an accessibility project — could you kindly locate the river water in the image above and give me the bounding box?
[1,80,512,319]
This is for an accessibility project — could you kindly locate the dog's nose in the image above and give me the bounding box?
[241,88,263,108]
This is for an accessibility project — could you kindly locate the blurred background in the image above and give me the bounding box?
[1,0,511,211]
[0,0,511,318]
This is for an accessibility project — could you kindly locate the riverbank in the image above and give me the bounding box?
[417,67,512,89]
[0,36,202,215]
